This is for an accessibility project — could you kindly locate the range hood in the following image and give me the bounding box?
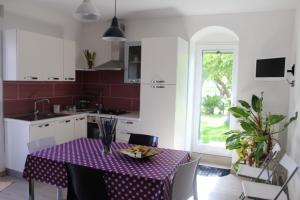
[94,42,124,70]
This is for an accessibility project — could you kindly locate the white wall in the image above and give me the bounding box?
[1,0,81,40]
[1,2,82,66]
[78,21,112,68]
[287,3,300,200]
[77,19,126,68]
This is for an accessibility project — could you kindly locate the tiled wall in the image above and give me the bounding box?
[3,71,140,116]
[78,71,140,112]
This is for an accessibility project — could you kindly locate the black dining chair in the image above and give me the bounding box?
[65,163,109,200]
[128,133,159,147]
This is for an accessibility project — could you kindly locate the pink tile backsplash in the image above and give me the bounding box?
[110,84,140,98]
[3,82,18,100]
[3,71,140,116]
[102,97,132,111]
[19,84,53,99]
[54,83,83,97]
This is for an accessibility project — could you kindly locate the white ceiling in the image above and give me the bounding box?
[5,0,299,20]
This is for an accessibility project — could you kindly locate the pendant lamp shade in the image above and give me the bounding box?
[74,0,101,22]
[102,0,126,41]
[102,17,126,42]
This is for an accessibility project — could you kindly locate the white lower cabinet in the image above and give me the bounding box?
[4,114,87,172]
[116,130,131,143]
[74,116,87,139]
[116,118,141,143]
[30,122,56,141]
[55,118,75,144]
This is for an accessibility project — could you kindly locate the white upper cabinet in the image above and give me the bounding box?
[42,34,63,81]
[63,40,76,81]
[4,29,42,80]
[141,37,179,84]
[3,29,75,81]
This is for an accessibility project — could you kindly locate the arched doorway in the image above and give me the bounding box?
[188,26,239,156]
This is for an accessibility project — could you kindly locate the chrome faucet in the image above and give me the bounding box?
[34,99,50,116]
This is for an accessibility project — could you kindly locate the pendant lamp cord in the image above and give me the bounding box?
[114,0,117,17]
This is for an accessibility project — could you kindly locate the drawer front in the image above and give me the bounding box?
[116,130,131,143]
[74,116,87,139]
[30,122,56,141]
[117,119,141,133]
[55,118,75,144]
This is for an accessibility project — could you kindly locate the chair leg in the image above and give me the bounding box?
[28,179,34,200]
[193,174,198,200]
[56,188,63,200]
[239,192,245,200]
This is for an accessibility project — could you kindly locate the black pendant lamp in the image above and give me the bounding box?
[102,0,126,42]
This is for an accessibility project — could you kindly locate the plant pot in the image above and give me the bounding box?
[88,60,94,69]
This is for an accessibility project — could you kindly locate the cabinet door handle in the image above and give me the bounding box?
[121,121,133,124]
[76,117,85,121]
[25,76,38,80]
[65,77,75,81]
[151,85,165,89]
[48,77,59,80]
[65,120,71,123]
[120,130,130,134]
[38,123,49,128]
[151,80,165,83]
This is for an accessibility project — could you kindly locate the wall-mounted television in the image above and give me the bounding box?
[255,57,286,80]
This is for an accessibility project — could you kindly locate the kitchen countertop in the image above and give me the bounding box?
[87,112,140,120]
[5,111,140,124]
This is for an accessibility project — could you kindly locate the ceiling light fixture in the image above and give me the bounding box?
[74,0,101,22]
[102,0,126,42]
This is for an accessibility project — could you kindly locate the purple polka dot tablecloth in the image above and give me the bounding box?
[23,138,190,200]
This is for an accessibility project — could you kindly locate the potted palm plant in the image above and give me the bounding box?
[83,49,96,69]
[225,92,296,171]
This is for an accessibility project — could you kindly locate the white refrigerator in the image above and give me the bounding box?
[140,37,189,150]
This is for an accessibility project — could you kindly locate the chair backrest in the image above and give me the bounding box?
[65,163,108,200]
[128,133,159,147]
[38,137,56,149]
[27,140,40,153]
[279,154,298,177]
[172,157,200,200]
[274,154,299,200]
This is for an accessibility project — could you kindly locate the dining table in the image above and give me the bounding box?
[23,138,190,200]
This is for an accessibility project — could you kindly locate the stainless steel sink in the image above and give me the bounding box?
[11,113,70,121]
